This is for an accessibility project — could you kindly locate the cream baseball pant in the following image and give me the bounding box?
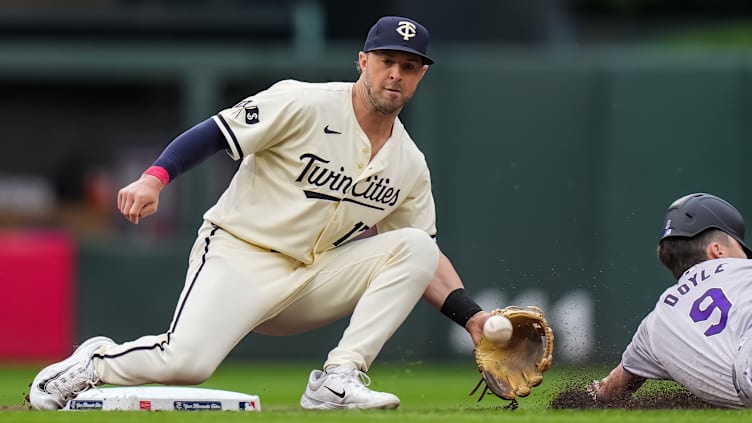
[93,221,439,385]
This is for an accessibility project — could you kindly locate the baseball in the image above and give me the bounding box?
[483,315,513,343]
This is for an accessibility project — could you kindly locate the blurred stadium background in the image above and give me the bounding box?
[2,0,752,367]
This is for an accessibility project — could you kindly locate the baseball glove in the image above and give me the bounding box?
[470,306,554,404]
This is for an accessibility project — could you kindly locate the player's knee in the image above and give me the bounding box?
[160,352,217,384]
[393,227,439,273]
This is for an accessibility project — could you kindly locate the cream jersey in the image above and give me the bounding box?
[622,258,752,408]
[206,80,437,264]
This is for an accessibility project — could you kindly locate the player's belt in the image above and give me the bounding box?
[210,223,280,253]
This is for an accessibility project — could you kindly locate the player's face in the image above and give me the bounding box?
[361,50,428,115]
[707,235,749,260]
[725,238,749,259]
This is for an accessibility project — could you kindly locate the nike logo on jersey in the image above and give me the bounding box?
[324,125,341,134]
[325,386,346,398]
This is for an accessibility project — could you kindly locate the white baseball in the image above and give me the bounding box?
[483,315,513,343]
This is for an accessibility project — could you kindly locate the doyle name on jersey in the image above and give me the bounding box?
[662,262,729,307]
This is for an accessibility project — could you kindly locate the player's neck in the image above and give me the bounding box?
[352,82,396,158]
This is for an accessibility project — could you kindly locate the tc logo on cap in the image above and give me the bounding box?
[396,21,417,41]
[363,16,434,65]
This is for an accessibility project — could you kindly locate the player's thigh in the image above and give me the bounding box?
[170,223,302,349]
[733,329,752,406]
[255,228,437,335]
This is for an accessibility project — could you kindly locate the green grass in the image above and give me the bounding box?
[2,361,751,422]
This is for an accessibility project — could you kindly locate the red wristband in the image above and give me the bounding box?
[143,166,170,186]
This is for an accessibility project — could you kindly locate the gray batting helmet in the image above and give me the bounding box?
[660,192,752,257]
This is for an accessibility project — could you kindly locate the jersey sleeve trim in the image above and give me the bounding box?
[213,114,243,159]
[150,118,225,182]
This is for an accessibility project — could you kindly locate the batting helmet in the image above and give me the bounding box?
[660,192,752,257]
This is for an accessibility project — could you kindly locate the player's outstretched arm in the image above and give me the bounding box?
[116,117,227,224]
[589,363,646,403]
[423,251,489,345]
[118,174,164,224]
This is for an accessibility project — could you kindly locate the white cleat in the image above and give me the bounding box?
[300,365,400,410]
[29,336,114,410]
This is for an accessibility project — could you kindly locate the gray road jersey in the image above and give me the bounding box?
[622,258,752,408]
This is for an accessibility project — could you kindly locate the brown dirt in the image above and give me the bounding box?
[547,369,720,410]
[549,387,719,409]
[0,405,31,411]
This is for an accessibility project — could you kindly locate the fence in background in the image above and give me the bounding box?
[2,40,751,364]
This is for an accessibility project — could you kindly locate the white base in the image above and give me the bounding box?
[62,386,261,411]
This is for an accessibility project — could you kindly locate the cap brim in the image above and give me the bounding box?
[365,45,434,65]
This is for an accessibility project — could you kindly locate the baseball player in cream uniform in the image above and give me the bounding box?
[591,193,752,408]
[30,16,493,411]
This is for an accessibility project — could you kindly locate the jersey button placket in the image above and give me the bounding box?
[359,142,370,171]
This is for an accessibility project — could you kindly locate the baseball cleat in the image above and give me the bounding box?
[29,336,114,410]
[300,365,400,410]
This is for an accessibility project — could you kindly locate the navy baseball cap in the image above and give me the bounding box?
[363,16,434,65]
[660,192,752,257]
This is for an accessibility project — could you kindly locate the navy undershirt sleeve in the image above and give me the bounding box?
[152,118,226,181]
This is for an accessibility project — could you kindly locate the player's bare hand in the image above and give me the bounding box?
[588,364,646,404]
[117,174,165,224]
[466,310,490,346]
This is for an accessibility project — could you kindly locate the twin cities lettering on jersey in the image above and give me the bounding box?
[663,262,727,306]
[295,153,400,210]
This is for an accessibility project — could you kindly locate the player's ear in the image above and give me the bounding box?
[358,52,368,71]
[706,242,724,259]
